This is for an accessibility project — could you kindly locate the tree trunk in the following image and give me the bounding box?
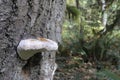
[101,0,108,33]
[0,0,66,80]
[75,0,80,8]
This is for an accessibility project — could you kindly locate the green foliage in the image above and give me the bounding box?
[66,0,76,6]
[62,0,120,62]
[66,5,80,22]
[96,69,120,80]
[62,16,120,61]
[56,0,120,80]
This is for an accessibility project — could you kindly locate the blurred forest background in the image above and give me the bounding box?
[54,0,120,80]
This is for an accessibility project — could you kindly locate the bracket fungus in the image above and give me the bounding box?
[17,38,58,60]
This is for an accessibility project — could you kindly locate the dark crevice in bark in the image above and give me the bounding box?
[22,52,42,77]
[29,52,42,67]
[11,0,18,16]
[52,0,55,2]
[22,61,30,77]
[27,0,32,8]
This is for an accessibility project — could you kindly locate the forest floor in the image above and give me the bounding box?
[54,55,120,80]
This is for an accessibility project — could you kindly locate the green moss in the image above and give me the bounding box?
[66,5,80,20]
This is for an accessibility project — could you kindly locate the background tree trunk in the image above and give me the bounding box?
[0,0,66,80]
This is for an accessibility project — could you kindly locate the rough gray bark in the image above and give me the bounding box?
[0,0,66,80]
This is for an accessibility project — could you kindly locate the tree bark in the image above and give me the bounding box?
[0,0,66,80]
[75,0,80,8]
[101,0,107,33]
